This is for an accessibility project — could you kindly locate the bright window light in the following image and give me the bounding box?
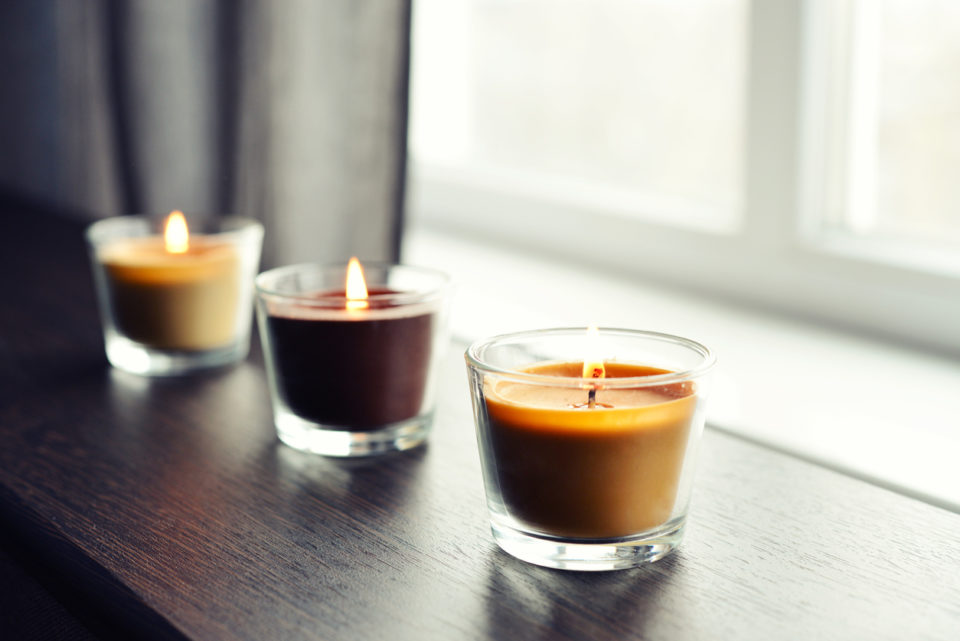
[410,0,960,354]
[410,0,747,232]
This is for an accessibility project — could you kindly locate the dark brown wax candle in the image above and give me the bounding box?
[264,288,434,430]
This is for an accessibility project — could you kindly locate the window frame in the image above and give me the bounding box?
[407,0,960,355]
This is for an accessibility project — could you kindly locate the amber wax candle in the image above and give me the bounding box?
[466,328,715,571]
[485,361,697,538]
[256,259,451,457]
[87,212,263,375]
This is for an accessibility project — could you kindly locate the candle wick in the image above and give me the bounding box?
[588,387,597,409]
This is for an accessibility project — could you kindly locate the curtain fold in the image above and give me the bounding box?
[0,0,411,266]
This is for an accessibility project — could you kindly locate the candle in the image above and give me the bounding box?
[256,260,451,456]
[87,212,263,375]
[264,259,435,428]
[100,212,240,350]
[466,328,714,570]
[484,361,696,538]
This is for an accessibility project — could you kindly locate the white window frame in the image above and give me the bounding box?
[408,0,960,355]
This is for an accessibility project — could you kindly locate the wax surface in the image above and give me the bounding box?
[265,288,434,430]
[483,362,697,539]
[100,237,240,350]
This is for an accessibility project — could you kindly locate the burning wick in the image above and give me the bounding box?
[582,326,606,409]
[586,366,603,409]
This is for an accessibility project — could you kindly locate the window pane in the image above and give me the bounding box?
[877,0,960,245]
[826,0,960,248]
[410,0,747,230]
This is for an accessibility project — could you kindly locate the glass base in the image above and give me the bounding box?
[275,409,433,457]
[105,331,249,376]
[490,518,685,571]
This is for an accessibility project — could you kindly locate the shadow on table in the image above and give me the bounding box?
[264,439,431,532]
[483,548,685,640]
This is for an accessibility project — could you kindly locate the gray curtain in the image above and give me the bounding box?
[0,0,411,267]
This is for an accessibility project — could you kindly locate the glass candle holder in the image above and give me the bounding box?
[87,214,264,376]
[256,262,452,457]
[466,328,715,571]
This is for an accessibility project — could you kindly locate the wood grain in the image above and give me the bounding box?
[1,201,958,640]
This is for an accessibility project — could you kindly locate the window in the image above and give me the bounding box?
[810,0,960,264]
[409,0,960,354]
[411,0,746,232]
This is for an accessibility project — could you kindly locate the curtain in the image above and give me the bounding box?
[0,0,411,267]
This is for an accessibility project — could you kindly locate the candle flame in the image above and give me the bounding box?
[164,211,189,254]
[582,325,606,381]
[345,256,369,311]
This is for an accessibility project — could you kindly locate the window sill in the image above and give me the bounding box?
[404,225,960,513]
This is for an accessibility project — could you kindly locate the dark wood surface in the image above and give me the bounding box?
[1,202,959,640]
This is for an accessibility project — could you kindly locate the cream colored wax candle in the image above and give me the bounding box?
[98,212,240,351]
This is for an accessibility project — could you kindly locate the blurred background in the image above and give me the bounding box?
[408,0,960,356]
[0,0,411,268]
[413,0,960,247]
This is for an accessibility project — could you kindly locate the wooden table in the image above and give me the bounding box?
[2,202,959,640]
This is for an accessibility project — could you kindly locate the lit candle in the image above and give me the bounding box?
[87,212,263,375]
[483,360,696,538]
[98,211,240,350]
[256,260,452,456]
[466,327,714,569]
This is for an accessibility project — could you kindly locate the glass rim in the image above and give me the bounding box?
[86,214,263,246]
[465,327,716,389]
[255,261,453,307]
